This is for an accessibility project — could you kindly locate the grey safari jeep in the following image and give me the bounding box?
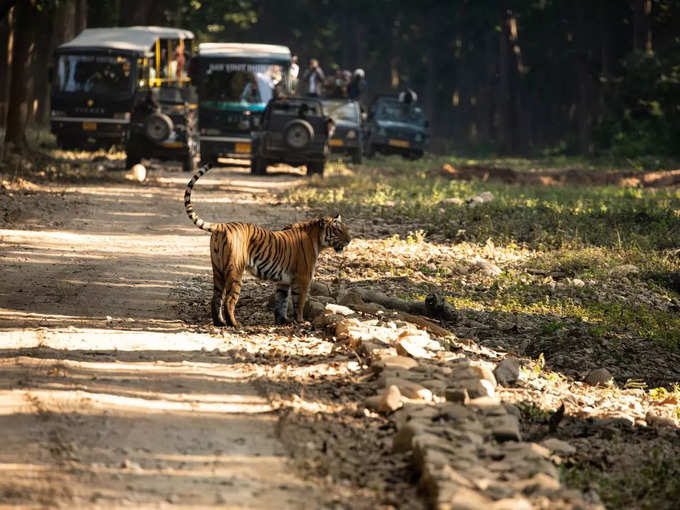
[250,96,334,176]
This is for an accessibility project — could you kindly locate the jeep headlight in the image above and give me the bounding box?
[113,112,130,121]
[346,130,356,139]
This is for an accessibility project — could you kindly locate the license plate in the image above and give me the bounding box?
[162,141,183,148]
[235,142,251,153]
[82,122,97,131]
[388,139,409,148]
[329,139,343,147]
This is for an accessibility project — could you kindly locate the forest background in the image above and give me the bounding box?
[0,0,679,159]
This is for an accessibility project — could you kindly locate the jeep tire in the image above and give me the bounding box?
[283,119,314,150]
[144,113,173,142]
[351,146,363,164]
[306,161,325,177]
[251,157,267,175]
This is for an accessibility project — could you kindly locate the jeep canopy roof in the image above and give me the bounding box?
[57,26,194,56]
[197,43,291,63]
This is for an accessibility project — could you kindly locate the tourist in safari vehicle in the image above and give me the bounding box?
[50,26,199,172]
[188,43,292,165]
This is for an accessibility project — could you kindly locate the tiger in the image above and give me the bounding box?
[184,164,351,327]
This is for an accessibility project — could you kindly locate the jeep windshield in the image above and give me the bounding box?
[55,54,134,98]
[322,100,359,123]
[197,63,285,108]
[375,101,426,127]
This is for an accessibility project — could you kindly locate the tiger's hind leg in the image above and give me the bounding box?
[291,277,311,323]
[274,284,291,325]
[211,284,228,326]
[223,265,244,328]
[211,264,228,326]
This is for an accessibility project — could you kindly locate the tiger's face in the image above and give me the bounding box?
[322,215,351,253]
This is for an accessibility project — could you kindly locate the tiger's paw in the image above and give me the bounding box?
[274,315,292,325]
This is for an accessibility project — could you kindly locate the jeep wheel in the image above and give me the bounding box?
[56,135,77,150]
[351,147,363,165]
[144,113,174,142]
[283,119,314,150]
[250,157,267,175]
[306,161,325,177]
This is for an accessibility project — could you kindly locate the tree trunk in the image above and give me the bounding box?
[75,0,87,34]
[631,0,652,54]
[0,7,13,133]
[32,5,54,125]
[120,0,155,26]
[497,2,512,153]
[423,6,438,137]
[4,0,40,151]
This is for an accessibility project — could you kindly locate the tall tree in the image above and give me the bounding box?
[4,0,40,151]
[0,7,13,133]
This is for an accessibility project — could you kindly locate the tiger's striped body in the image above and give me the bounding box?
[184,165,350,326]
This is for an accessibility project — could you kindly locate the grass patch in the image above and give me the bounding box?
[291,160,680,250]
[562,449,680,510]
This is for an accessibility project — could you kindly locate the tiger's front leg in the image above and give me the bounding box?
[274,284,291,325]
[291,278,311,323]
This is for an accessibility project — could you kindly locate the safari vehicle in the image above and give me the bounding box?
[250,96,333,176]
[188,43,292,164]
[364,95,428,159]
[322,98,363,164]
[51,26,199,172]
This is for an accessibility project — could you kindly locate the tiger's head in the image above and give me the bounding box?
[321,214,351,253]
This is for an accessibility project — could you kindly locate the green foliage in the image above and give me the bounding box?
[563,449,680,510]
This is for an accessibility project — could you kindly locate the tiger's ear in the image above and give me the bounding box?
[333,213,342,222]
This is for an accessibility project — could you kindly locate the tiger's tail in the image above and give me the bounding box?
[184,163,215,232]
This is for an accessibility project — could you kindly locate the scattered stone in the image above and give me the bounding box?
[312,312,345,330]
[645,411,676,428]
[490,496,533,510]
[309,280,332,296]
[570,278,586,288]
[440,402,473,422]
[379,385,403,413]
[444,388,470,404]
[304,299,326,320]
[392,422,423,453]
[129,163,146,182]
[584,368,613,386]
[371,355,419,372]
[337,289,364,306]
[120,459,142,472]
[467,191,495,208]
[325,303,356,316]
[449,378,495,399]
[540,438,576,456]
[396,337,431,359]
[494,358,521,386]
[363,395,383,412]
[489,415,521,442]
[467,396,502,409]
[384,377,433,401]
[471,259,502,277]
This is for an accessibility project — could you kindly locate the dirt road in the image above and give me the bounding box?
[0,164,357,509]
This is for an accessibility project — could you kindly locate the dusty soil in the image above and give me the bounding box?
[0,162,418,509]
